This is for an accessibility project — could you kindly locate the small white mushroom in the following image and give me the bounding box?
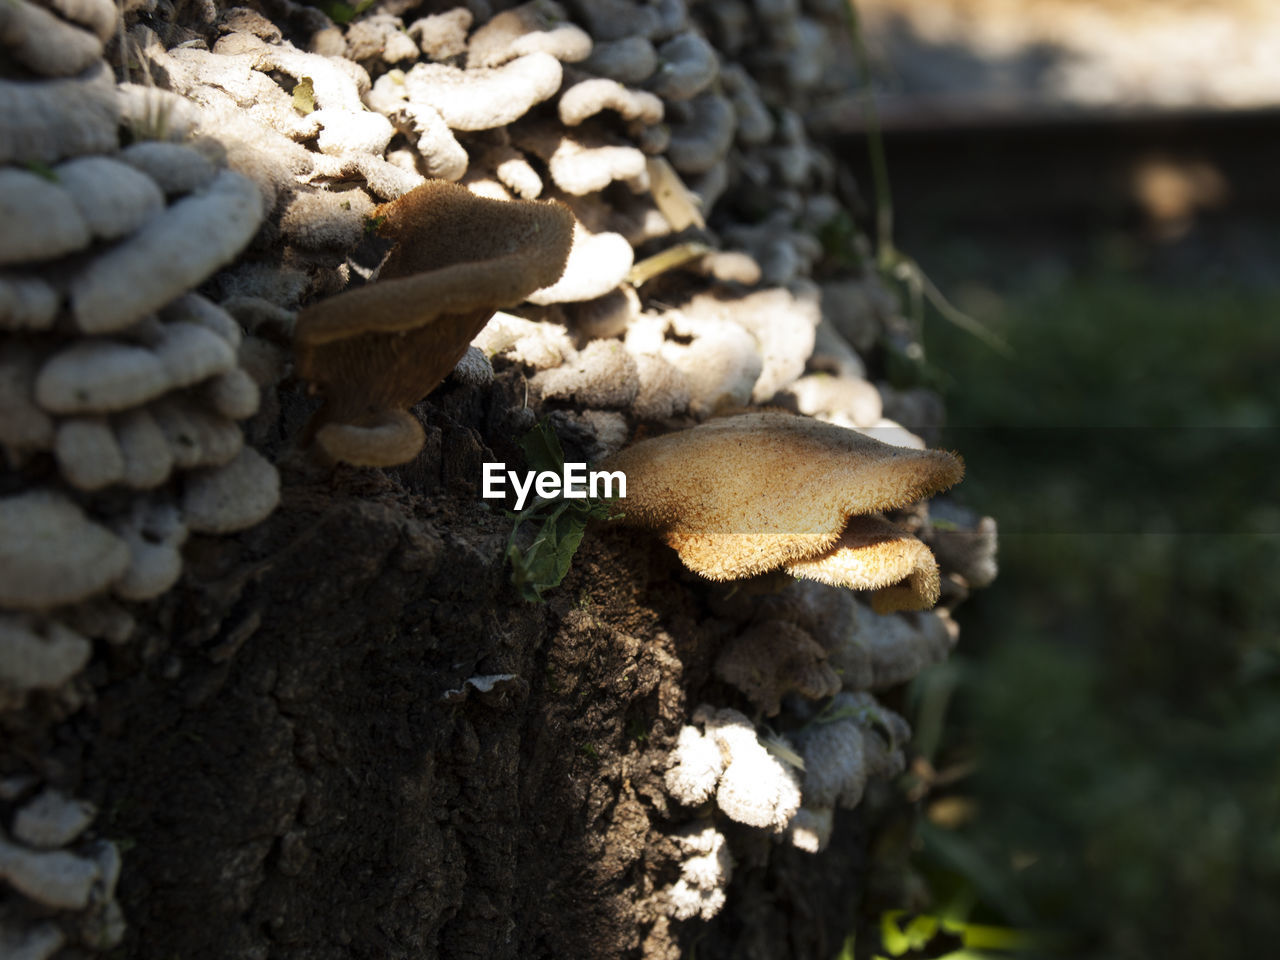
[631,353,690,420]
[787,373,882,428]
[700,706,802,831]
[682,285,821,403]
[12,789,97,849]
[516,124,647,197]
[150,396,243,469]
[533,339,640,408]
[181,446,280,534]
[657,314,762,418]
[668,864,728,918]
[648,31,717,101]
[572,0,662,42]
[0,344,55,451]
[407,8,472,61]
[311,108,395,157]
[929,503,999,589]
[663,725,724,806]
[115,81,202,145]
[42,0,119,41]
[91,838,122,902]
[54,156,167,242]
[666,93,736,174]
[664,824,731,921]
[721,63,774,145]
[0,615,92,692]
[0,834,102,910]
[0,0,103,77]
[394,101,469,181]
[559,78,663,126]
[795,718,868,809]
[0,168,90,266]
[466,0,592,68]
[0,491,129,610]
[113,407,174,489]
[70,169,264,334]
[402,53,563,131]
[0,62,119,166]
[580,36,657,84]
[368,73,470,179]
[228,35,369,112]
[118,141,217,196]
[846,604,954,689]
[715,621,841,716]
[345,13,419,64]
[111,500,188,601]
[35,340,171,415]
[786,805,835,854]
[147,320,238,389]
[280,187,373,252]
[160,293,243,350]
[471,312,575,370]
[55,416,126,490]
[491,147,543,199]
[528,223,634,304]
[198,368,261,420]
[0,272,60,331]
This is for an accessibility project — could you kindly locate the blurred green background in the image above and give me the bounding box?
[893,167,1280,958]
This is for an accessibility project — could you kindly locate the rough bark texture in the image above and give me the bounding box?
[3,377,881,959]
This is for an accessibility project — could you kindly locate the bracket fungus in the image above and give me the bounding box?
[294,180,574,466]
[601,412,964,611]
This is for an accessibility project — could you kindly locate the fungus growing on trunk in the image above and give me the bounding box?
[600,412,963,611]
[294,180,573,466]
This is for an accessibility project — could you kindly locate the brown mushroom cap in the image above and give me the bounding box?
[784,515,942,613]
[293,181,573,458]
[295,180,574,346]
[601,411,963,580]
[601,412,961,610]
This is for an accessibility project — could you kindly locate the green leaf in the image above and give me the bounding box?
[24,160,58,183]
[309,0,375,25]
[505,421,623,602]
[550,503,589,584]
[518,418,566,475]
[508,500,572,602]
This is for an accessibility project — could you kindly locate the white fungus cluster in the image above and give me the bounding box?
[787,692,913,854]
[713,620,842,718]
[663,561,980,869]
[1,5,282,949]
[0,782,123,954]
[747,579,960,692]
[156,0,920,454]
[664,706,802,834]
[660,823,734,922]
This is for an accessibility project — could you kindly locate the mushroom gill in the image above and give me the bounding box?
[599,411,963,610]
[294,179,574,465]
